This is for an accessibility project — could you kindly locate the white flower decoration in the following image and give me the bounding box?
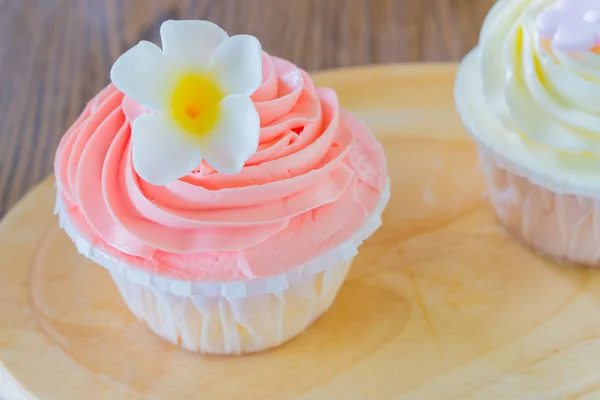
[110,20,262,186]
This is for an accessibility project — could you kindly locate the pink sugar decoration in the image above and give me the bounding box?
[537,0,600,52]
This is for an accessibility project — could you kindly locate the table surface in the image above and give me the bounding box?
[0,0,495,216]
[5,63,600,400]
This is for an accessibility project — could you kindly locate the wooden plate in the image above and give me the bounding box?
[2,64,600,400]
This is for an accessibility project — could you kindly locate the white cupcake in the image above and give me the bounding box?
[455,0,600,266]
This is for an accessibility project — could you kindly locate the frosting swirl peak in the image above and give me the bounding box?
[481,0,600,155]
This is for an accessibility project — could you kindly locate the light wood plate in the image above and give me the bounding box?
[2,64,600,400]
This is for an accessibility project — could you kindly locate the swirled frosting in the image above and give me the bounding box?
[55,53,388,281]
[456,0,600,195]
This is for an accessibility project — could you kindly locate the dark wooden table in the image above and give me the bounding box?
[0,0,494,217]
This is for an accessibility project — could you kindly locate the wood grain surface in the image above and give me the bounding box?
[0,0,495,217]
[3,64,600,400]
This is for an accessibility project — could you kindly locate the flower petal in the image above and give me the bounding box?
[210,35,263,96]
[160,20,228,69]
[110,41,172,111]
[553,25,597,52]
[536,6,561,37]
[202,95,260,174]
[132,114,203,186]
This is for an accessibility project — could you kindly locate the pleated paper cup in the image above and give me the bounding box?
[56,184,390,355]
[108,258,352,355]
[476,142,600,267]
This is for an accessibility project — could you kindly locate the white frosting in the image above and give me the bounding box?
[55,181,390,300]
[456,0,600,198]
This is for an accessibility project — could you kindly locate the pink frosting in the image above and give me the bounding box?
[54,53,388,282]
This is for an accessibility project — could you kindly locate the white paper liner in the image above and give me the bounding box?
[110,258,353,354]
[478,143,600,267]
[55,181,390,300]
[0,365,33,400]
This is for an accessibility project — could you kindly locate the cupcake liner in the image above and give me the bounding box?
[0,365,31,400]
[476,142,600,267]
[55,181,389,300]
[109,258,352,354]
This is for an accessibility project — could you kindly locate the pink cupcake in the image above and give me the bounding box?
[455,0,600,266]
[54,20,389,354]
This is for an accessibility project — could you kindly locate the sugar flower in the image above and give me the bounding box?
[537,0,600,52]
[110,20,262,186]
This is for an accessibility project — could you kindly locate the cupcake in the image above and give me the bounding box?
[455,0,600,266]
[54,20,389,354]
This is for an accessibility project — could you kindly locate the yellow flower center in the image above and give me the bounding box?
[171,74,223,137]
